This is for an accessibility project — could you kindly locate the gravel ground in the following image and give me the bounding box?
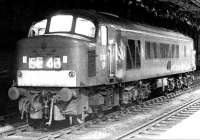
[62,88,200,140]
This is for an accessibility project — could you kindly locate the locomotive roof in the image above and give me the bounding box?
[48,9,192,41]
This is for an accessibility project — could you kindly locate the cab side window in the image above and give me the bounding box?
[100,25,108,46]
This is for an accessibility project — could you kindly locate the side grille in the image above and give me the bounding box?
[88,50,96,77]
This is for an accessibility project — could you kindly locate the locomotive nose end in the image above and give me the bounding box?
[8,87,20,100]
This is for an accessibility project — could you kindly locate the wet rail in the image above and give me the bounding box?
[117,94,200,140]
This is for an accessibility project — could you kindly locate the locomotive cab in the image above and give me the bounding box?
[8,11,120,125]
[16,14,100,88]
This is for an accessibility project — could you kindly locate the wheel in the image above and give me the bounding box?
[136,94,143,104]
[96,109,104,119]
[68,115,85,125]
[163,89,168,96]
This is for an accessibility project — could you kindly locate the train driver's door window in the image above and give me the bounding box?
[126,39,141,69]
[100,25,107,46]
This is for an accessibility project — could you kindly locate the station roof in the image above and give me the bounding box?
[159,0,200,19]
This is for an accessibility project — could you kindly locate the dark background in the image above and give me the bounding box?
[0,0,199,115]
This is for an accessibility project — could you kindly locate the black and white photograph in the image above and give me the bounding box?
[1,0,200,139]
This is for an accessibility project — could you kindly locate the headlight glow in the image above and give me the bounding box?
[22,56,27,63]
[63,56,67,63]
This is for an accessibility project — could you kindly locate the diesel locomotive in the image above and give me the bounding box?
[8,10,196,125]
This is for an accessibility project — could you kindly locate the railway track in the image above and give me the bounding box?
[1,76,200,140]
[117,93,200,140]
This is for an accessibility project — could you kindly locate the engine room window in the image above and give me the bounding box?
[184,46,187,57]
[172,44,176,58]
[171,44,179,58]
[145,41,180,59]
[152,42,158,58]
[28,19,47,37]
[126,39,141,69]
[160,43,169,58]
[75,17,96,38]
[175,45,179,58]
[145,41,158,59]
[49,15,73,32]
[145,41,151,59]
[169,46,172,58]
[126,45,132,69]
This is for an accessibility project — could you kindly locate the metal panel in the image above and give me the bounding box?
[88,50,96,77]
[17,70,76,87]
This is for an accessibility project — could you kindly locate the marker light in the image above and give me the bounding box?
[22,56,27,63]
[63,56,67,63]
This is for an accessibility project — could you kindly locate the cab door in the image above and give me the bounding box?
[108,29,125,82]
[109,42,116,78]
[116,30,126,80]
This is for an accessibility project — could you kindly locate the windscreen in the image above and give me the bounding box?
[30,14,96,38]
[48,15,96,38]
[49,15,73,32]
[75,17,96,38]
[28,19,47,37]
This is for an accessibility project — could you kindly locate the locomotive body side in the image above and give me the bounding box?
[122,28,195,82]
[104,23,195,83]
